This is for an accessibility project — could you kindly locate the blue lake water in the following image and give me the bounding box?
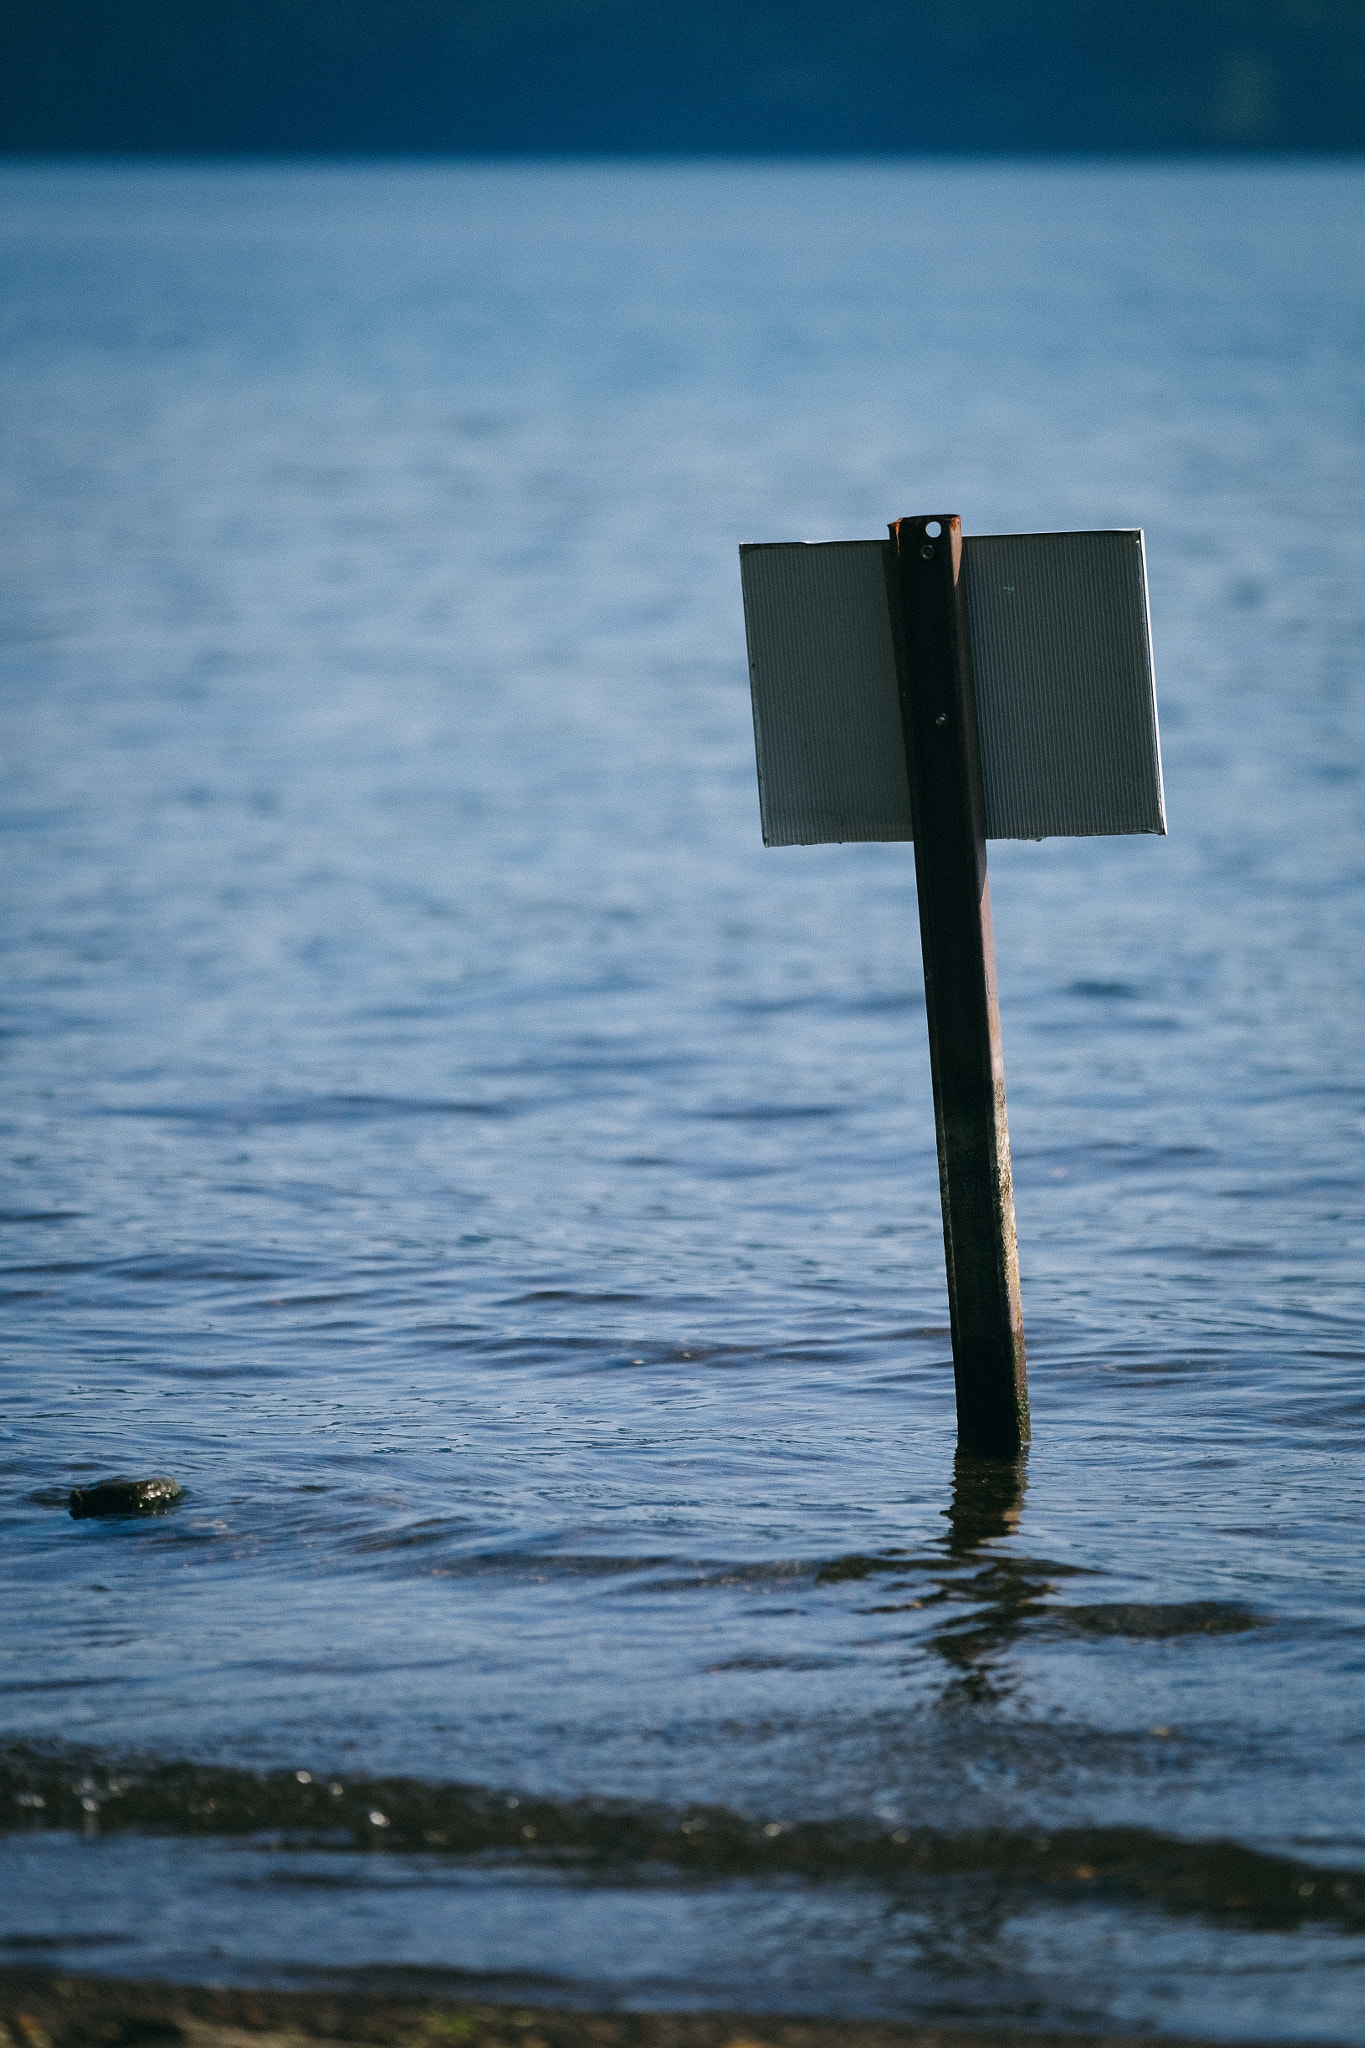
[1,159,1364,2042]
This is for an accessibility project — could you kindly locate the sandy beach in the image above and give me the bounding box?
[0,1973,1280,2048]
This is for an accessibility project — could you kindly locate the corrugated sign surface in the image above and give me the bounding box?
[740,531,1165,844]
[740,541,911,846]
[964,530,1165,840]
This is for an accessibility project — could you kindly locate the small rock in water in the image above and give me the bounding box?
[69,1475,184,1519]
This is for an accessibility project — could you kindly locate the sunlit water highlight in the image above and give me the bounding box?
[1,160,1364,2041]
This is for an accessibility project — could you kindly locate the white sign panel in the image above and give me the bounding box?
[740,530,1166,844]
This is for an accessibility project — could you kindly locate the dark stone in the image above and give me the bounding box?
[108,2022,186,2046]
[68,1476,184,1519]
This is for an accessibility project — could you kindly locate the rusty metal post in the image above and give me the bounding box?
[887,515,1029,1456]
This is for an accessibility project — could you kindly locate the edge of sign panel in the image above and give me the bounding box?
[739,540,912,846]
[964,529,1167,840]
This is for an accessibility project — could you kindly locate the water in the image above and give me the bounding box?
[2,160,1364,2042]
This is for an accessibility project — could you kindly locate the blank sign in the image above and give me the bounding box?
[740,530,1166,844]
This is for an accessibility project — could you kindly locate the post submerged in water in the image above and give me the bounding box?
[887,515,1028,1456]
[740,510,1165,1459]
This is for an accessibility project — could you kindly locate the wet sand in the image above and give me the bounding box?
[0,1972,1276,2048]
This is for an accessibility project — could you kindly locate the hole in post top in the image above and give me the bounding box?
[925,520,942,538]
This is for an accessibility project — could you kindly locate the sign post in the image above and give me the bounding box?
[739,515,1165,1457]
[889,515,1026,1455]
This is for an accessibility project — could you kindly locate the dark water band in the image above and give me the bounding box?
[3,1745,1360,1936]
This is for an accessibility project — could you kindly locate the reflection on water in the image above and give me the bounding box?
[825,1456,1084,1706]
[944,1454,1026,1555]
[934,1454,1034,1703]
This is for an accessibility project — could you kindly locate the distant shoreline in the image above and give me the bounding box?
[0,1970,1296,2048]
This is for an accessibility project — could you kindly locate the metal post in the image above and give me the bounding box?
[887,515,1029,1455]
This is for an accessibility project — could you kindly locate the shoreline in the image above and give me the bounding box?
[0,1970,1291,2048]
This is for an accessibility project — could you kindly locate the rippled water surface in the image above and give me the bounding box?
[2,161,1364,2042]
